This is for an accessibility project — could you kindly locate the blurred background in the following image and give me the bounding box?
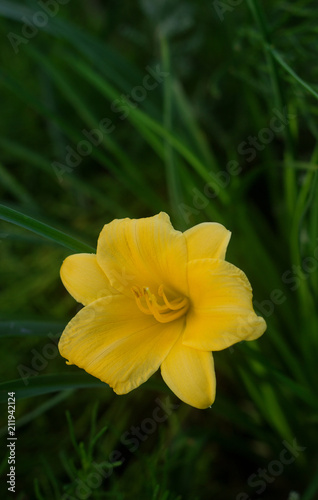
[0,1,318,499]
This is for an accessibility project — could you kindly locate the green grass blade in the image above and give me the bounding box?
[246,0,296,217]
[0,373,106,402]
[270,47,318,101]
[302,469,318,500]
[0,320,65,338]
[26,46,165,211]
[160,34,183,222]
[172,79,218,169]
[64,54,230,203]
[0,68,162,211]
[0,204,94,252]
[0,137,126,216]
[0,162,36,207]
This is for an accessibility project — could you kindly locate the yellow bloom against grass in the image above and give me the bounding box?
[58,212,266,409]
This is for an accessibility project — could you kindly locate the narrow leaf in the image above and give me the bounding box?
[0,204,94,253]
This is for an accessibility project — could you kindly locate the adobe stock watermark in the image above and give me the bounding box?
[17,331,60,385]
[254,239,318,320]
[218,238,318,352]
[52,117,115,183]
[213,0,244,22]
[7,0,71,54]
[218,239,318,354]
[237,107,296,162]
[178,106,295,225]
[61,397,179,500]
[7,392,16,494]
[52,64,169,183]
[178,159,242,224]
[236,438,306,499]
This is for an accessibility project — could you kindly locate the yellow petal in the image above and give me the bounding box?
[60,253,117,306]
[161,336,216,409]
[184,222,231,261]
[182,259,266,351]
[59,295,184,394]
[96,212,188,297]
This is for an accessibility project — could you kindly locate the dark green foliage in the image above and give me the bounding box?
[0,1,318,498]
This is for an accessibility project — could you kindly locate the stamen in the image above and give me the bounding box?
[131,286,152,315]
[144,287,169,313]
[158,285,189,310]
[131,284,189,323]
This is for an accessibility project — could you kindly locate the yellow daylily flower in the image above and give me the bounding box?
[58,212,266,409]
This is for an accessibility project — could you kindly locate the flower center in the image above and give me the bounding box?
[131,284,189,323]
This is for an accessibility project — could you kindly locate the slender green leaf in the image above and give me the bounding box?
[0,137,126,216]
[0,373,106,402]
[0,320,65,338]
[270,47,318,101]
[246,0,296,217]
[0,204,94,252]
[160,34,182,223]
[302,469,318,500]
[63,54,230,203]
